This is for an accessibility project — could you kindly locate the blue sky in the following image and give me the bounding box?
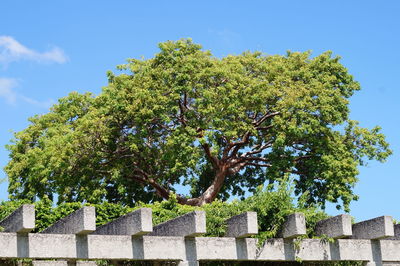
[0,1,399,222]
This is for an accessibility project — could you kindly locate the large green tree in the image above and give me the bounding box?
[5,39,391,210]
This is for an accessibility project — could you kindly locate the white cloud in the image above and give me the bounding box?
[213,29,241,43]
[0,78,17,104]
[0,77,53,108]
[0,36,68,65]
[20,95,55,108]
[208,29,242,55]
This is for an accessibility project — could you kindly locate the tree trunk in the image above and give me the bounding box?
[177,168,228,206]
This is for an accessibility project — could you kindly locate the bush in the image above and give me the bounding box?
[0,180,328,241]
[0,181,363,265]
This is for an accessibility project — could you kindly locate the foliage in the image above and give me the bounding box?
[5,39,391,210]
[0,182,366,265]
[0,181,327,239]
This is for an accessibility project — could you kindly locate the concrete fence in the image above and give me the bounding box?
[0,204,399,266]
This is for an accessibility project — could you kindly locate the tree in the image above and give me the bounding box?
[5,39,391,210]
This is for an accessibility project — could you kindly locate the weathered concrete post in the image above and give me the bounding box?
[315,214,352,238]
[0,204,35,233]
[150,211,206,237]
[279,212,306,238]
[225,211,258,238]
[41,206,96,235]
[352,216,394,239]
[92,208,152,236]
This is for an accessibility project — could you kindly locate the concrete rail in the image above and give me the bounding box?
[279,212,307,239]
[41,206,96,235]
[92,208,152,236]
[0,204,35,233]
[315,214,352,239]
[149,210,206,237]
[225,211,258,238]
[352,216,394,240]
[0,233,400,263]
[1,204,400,265]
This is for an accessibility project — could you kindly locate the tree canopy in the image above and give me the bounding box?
[5,39,391,211]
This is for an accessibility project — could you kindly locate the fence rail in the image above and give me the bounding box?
[0,204,399,266]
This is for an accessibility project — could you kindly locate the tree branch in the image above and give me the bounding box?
[245,162,273,167]
[242,140,273,157]
[126,170,172,200]
[241,156,270,163]
[224,131,251,160]
[253,111,280,127]
[256,125,274,131]
[201,143,220,169]
[178,98,188,127]
[294,155,313,162]
[227,156,271,174]
[147,177,171,199]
